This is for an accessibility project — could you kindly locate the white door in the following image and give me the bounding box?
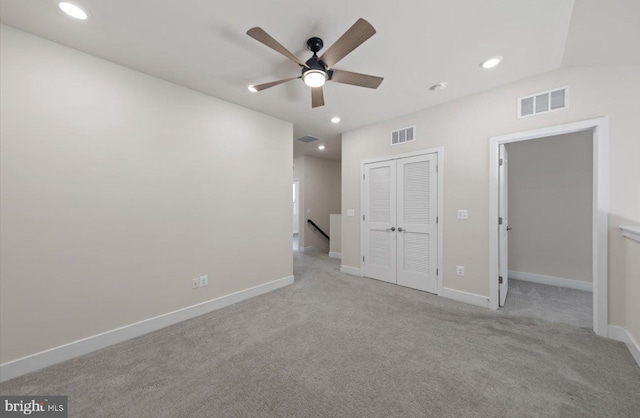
[498,145,509,306]
[293,181,299,234]
[362,153,438,293]
[362,160,397,284]
[397,154,438,293]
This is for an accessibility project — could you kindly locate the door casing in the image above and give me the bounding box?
[489,117,609,337]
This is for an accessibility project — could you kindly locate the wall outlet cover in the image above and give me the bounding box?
[191,278,199,289]
[199,275,208,287]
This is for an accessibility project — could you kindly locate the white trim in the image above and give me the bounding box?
[298,246,315,253]
[440,288,490,309]
[608,326,640,367]
[340,265,362,276]
[620,226,640,243]
[508,271,592,292]
[329,252,342,259]
[0,275,294,383]
[489,117,609,338]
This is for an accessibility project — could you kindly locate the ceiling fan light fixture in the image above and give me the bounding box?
[303,70,327,88]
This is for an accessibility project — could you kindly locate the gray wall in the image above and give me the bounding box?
[506,131,593,282]
[0,26,293,363]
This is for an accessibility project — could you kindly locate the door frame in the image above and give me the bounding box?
[360,146,444,294]
[488,117,609,337]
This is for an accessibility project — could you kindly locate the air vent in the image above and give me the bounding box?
[518,86,568,118]
[296,135,320,143]
[391,126,416,146]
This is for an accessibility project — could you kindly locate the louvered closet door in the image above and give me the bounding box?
[362,160,397,284]
[396,154,438,293]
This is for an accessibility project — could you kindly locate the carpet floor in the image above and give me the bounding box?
[501,279,593,329]
[1,251,639,417]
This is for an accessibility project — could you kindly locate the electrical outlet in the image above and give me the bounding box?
[456,265,465,276]
[191,278,199,289]
[199,275,208,287]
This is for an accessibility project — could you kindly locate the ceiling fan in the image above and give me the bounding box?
[246,18,384,108]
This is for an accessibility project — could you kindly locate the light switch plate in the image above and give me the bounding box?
[457,210,469,220]
[347,209,355,217]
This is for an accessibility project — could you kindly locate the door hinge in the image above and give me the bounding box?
[499,276,503,284]
[363,173,365,180]
[499,158,504,166]
[498,217,503,225]
[436,164,439,173]
[436,268,439,276]
[436,216,438,224]
[363,256,365,262]
[363,214,365,221]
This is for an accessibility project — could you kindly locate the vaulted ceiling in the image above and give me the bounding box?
[1,0,638,161]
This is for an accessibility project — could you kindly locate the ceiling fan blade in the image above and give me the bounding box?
[330,69,383,89]
[320,18,376,68]
[311,86,325,108]
[250,77,300,92]
[247,27,306,67]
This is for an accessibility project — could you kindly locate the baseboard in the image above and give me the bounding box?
[329,252,342,259]
[508,270,592,292]
[608,325,640,367]
[440,287,490,309]
[0,275,294,383]
[340,265,362,276]
[299,246,315,253]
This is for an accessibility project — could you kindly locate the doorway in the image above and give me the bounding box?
[499,132,594,328]
[293,180,300,251]
[360,148,443,293]
[489,117,609,337]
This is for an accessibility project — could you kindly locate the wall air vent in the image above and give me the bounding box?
[390,126,416,146]
[518,86,568,118]
[296,135,320,143]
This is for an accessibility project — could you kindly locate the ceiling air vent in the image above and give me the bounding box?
[296,135,320,143]
[518,86,568,118]
[391,126,416,146]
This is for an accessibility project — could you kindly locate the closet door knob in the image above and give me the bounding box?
[387,227,396,231]
[397,227,404,232]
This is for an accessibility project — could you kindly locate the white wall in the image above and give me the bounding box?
[506,131,593,282]
[623,233,640,349]
[341,65,640,334]
[296,156,341,253]
[0,26,293,363]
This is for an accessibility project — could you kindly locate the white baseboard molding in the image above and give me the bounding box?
[608,325,640,367]
[298,246,315,253]
[329,252,342,259]
[440,287,490,309]
[340,265,362,276]
[509,270,592,292]
[0,275,294,383]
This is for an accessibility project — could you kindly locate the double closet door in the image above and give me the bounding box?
[362,153,438,293]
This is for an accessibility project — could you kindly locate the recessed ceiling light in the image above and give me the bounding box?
[318,145,326,150]
[429,82,447,91]
[480,56,503,69]
[247,85,258,93]
[331,117,341,124]
[58,2,88,20]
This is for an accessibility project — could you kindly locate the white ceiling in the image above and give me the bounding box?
[1,0,637,162]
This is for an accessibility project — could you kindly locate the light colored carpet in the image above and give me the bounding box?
[1,250,639,417]
[501,278,593,328]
